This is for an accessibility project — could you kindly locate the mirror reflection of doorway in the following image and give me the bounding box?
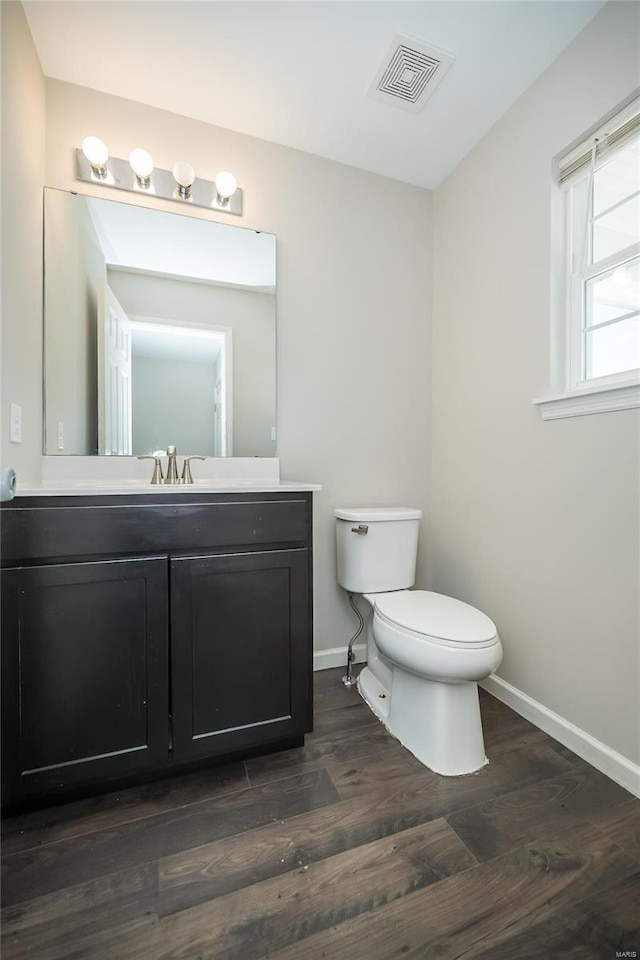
[213,374,225,457]
[127,313,232,457]
[97,280,233,457]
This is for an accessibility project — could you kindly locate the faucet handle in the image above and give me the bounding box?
[137,455,164,484]
[180,456,206,484]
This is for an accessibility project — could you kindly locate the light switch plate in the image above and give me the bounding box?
[10,403,22,443]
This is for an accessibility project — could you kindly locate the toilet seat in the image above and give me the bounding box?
[374,590,498,649]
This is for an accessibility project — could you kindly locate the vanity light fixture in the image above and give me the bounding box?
[75,138,243,215]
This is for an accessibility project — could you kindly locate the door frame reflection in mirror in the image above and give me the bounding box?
[43,187,276,457]
[127,314,233,457]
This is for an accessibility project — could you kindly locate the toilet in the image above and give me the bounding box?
[335,506,502,776]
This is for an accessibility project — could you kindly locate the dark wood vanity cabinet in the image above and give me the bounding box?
[0,491,313,809]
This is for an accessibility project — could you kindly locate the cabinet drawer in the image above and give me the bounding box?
[1,494,310,563]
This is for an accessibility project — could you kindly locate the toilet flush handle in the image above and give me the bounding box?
[351,524,369,535]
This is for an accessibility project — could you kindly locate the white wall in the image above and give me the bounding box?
[432,2,640,766]
[40,78,433,660]
[0,1,45,477]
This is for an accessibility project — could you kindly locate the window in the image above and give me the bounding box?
[536,99,640,419]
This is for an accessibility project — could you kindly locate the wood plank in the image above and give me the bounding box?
[464,869,640,959]
[1,761,248,858]
[158,784,478,916]
[74,819,477,960]
[312,669,362,715]
[310,699,378,737]
[1,864,158,960]
[329,737,576,807]
[1,768,339,908]
[446,764,636,861]
[245,711,394,787]
[259,821,640,960]
[586,799,640,866]
[480,699,552,760]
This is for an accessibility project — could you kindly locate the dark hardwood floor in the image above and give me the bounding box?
[2,668,639,959]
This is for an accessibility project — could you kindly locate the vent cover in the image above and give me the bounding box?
[368,34,455,113]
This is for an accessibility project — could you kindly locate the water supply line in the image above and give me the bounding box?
[342,593,364,688]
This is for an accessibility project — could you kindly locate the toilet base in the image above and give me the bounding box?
[357,664,390,722]
[358,664,488,776]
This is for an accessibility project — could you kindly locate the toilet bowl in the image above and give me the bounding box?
[335,507,503,776]
[360,589,502,775]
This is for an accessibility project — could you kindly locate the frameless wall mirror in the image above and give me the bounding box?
[43,188,276,457]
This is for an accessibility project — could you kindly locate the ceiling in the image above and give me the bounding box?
[23,0,604,189]
[85,196,276,288]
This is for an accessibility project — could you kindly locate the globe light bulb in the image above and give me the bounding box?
[82,136,109,166]
[173,161,195,198]
[81,136,109,178]
[214,170,237,204]
[129,148,154,185]
[173,161,195,188]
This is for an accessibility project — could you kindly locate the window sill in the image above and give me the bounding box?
[532,381,640,420]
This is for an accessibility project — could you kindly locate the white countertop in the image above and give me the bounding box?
[10,456,321,496]
[15,479,322,497]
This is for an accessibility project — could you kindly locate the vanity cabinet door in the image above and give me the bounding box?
[170,549,312,762]
[1,558,169,804]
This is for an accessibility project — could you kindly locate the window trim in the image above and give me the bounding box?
[536,96,640,420]
[570,243,640,391]
[532,380,640,420]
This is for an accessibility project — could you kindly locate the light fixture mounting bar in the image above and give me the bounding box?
[75,149,243,216]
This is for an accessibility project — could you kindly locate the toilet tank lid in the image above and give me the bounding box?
[334,507,422,522]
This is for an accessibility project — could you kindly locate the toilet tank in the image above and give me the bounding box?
[334,507,422,594]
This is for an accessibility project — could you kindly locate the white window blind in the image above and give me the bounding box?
[559,98,640,185]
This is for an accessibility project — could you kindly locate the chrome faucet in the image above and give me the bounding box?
[138,447,206,484]
[165,445,179,484]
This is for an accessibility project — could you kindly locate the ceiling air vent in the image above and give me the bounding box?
[368,34,455,113]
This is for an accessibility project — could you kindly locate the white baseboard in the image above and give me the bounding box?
[314,643,367,672]
[481,675,640,799]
